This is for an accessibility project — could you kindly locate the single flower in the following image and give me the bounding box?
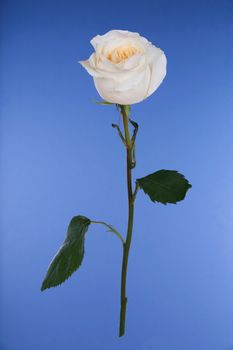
[79,30,167,105]
[41,30,191,339]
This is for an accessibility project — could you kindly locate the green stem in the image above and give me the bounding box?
[133,181,139,202]
[91,220,125,246]
[119,106,135,337]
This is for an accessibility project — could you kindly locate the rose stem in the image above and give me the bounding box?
[119,105,135,337]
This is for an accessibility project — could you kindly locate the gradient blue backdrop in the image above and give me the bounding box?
[1,0,233,349]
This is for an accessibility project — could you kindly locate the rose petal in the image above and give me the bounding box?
[146,46,167,97]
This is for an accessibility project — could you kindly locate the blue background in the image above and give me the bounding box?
[1,0,233,349]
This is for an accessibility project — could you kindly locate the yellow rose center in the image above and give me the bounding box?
[107,45,139,64]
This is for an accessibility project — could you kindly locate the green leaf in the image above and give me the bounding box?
[41,215,91,291]
[137,170,192,205]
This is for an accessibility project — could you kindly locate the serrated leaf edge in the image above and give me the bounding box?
[136,170,192,205]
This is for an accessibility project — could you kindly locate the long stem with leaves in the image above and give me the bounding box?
[41,101,191,338]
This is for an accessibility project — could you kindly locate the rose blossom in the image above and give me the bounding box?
[79,30,167,105]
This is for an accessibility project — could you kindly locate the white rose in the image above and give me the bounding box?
[79,30,167,105]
